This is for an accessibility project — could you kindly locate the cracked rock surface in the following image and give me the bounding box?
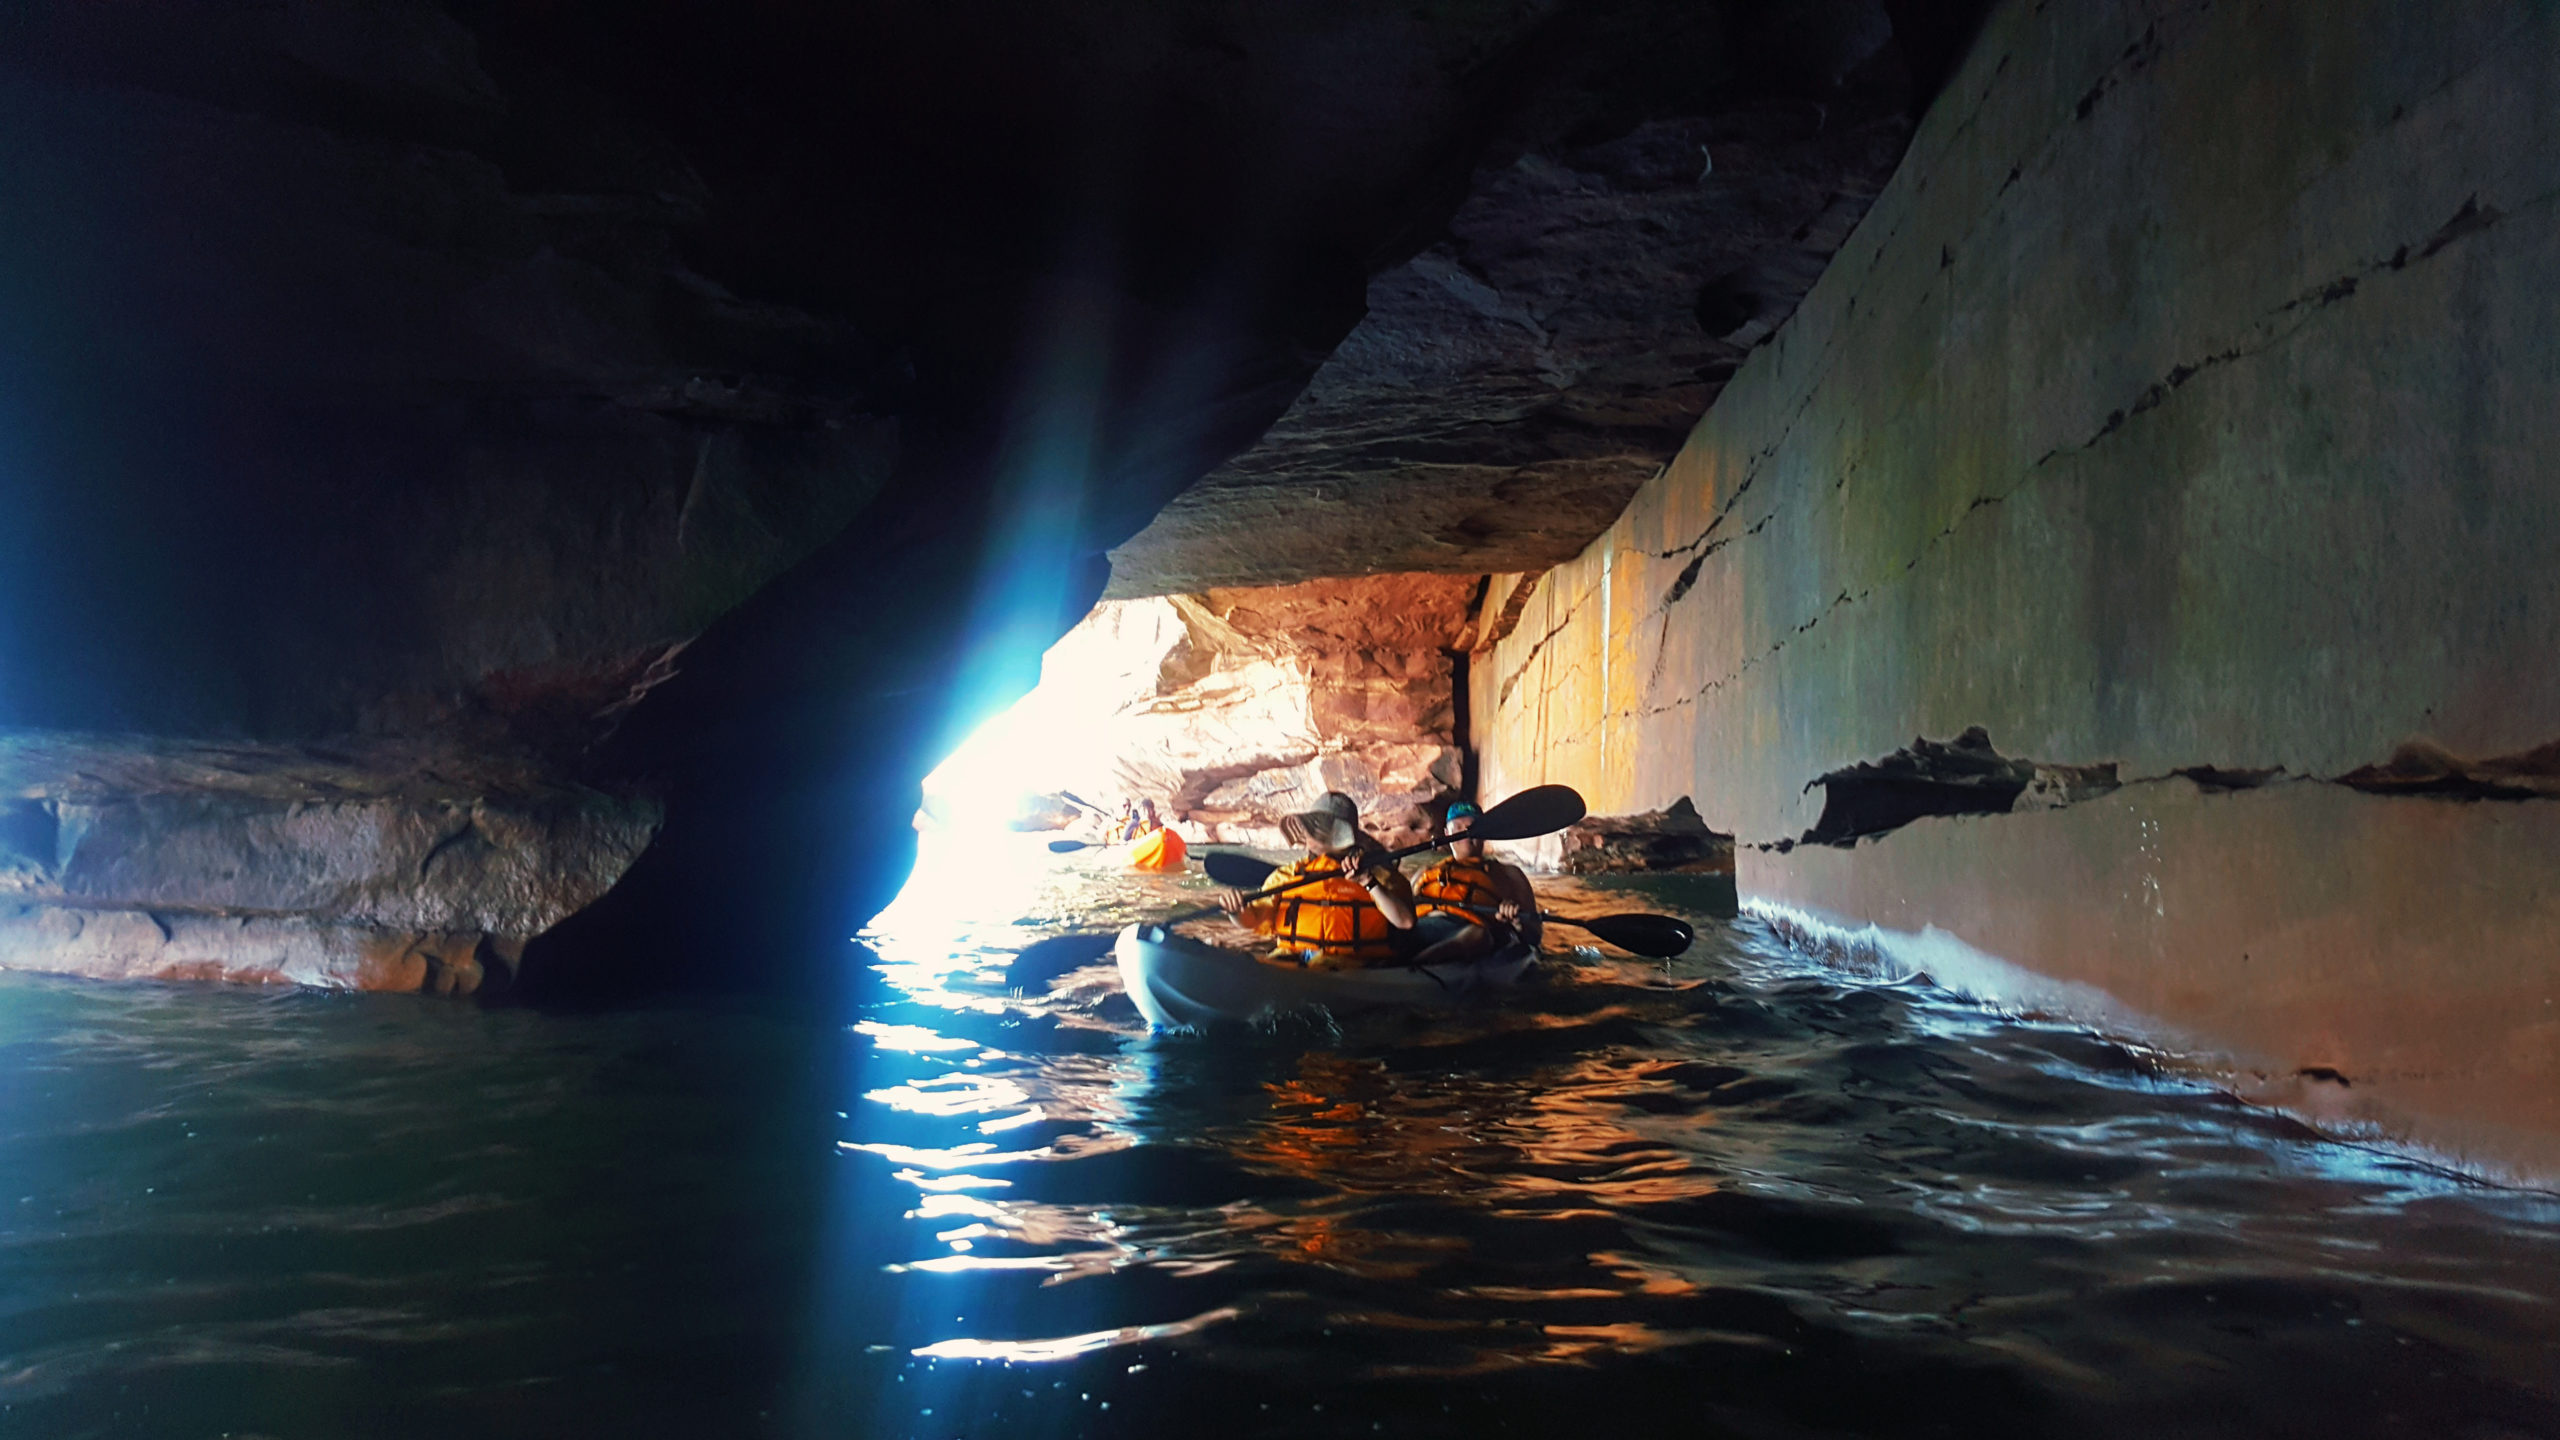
[1461,0,2560,1175]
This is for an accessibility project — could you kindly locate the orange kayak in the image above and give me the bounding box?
[1125,826,1188,871]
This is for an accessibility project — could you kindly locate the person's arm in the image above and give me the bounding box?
[1218,865,1300,934]
[1357,860,1417,929]
[1218,889,1276,933]
[1495,862,1543,947]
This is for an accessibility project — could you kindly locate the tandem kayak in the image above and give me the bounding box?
[1114,923,1536,1031]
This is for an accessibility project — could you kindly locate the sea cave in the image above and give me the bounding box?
[1,2,2557,1436]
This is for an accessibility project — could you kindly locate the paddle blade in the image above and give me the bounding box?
[1004,931,1119,989]
[1046,838,1092,853]
[1202,851,1279,888]
[1571,911,1695,958]
[1465,784,1587,843]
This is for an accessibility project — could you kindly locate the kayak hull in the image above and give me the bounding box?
[1114,923,1534,1031]
[1124,827,1188,871]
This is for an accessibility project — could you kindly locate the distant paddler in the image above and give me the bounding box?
[1215,791,1415,968]
[1124,798,1188,871]
[1405,801,1543,966]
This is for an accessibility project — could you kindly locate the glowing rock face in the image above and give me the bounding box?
[925,579,1475,851]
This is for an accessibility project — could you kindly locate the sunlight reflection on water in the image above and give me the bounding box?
[824,827,2560,1435]
[0,828,2554,1437]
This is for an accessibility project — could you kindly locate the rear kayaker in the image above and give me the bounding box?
[1114,922,1534,1031]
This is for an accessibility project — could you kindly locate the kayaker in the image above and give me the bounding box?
[1126,798,1188,871]
[1406,801,1543,965]
[1216,791,1416,968]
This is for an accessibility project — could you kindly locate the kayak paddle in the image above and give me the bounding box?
[1041,794,1124,851]
[1461,904,1694,958]
[1193,783,1584,893]
[1158,784,1585,924]
[1002,931,1119,988]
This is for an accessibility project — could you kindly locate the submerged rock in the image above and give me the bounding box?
[1555,797,1736,876]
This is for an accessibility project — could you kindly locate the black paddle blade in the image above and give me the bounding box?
[1571,911,1695,958]
[1046,838,1092,853]
[1465,784,1587,843]
[1004,931,1120,989]
[1202,851,1279,888]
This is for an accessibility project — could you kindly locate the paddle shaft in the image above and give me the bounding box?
[1194,783,1581,907]
[1399,901,1693,960]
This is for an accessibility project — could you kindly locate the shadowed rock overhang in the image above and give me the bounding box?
[1106,0,1990,596]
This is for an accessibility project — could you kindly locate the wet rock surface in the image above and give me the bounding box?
[0,734,655,991]
[1555,796,1737,874]
[1466,0,2560,1171]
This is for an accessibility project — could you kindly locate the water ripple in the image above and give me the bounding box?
[0,833,2553,1436]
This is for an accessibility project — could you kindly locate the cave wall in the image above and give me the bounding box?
[0,0,1570,997]
[1471,0,2560,1177]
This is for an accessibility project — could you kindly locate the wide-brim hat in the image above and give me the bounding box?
[1280,791,1363,854]
[1280,811,1360,854]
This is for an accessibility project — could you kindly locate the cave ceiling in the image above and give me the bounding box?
[1107,0,1985,597]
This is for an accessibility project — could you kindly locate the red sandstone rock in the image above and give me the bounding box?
[997,578,1478,848]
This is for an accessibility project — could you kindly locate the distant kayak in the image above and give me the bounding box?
[1125,826,1188,871]
[1115,923,1535,1031]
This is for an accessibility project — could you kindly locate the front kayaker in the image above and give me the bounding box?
[1216,792,1415,968]
[1406,801,1543,965]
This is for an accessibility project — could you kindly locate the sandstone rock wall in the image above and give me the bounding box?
[957,576,1475,848]
[1472,0,2560,1178]
[0,735,656,992]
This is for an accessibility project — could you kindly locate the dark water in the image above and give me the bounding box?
[3,832,2556,1439]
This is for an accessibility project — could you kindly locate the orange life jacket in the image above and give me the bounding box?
[1254,855,1409,964]
[1415,856,1506,924]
